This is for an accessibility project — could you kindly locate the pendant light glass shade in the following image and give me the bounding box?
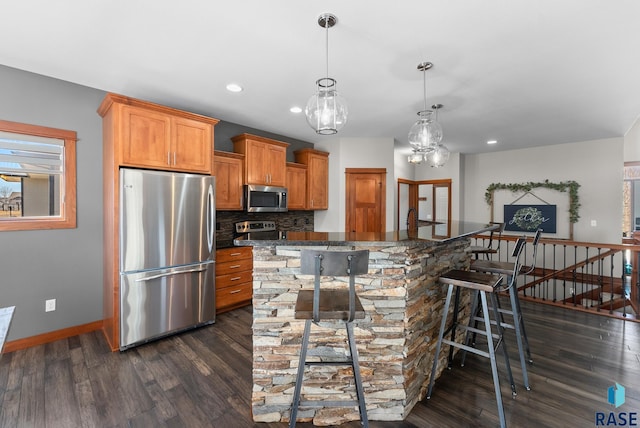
[305,78,348,134]
[408,110,442,151]
[427,144,450,167]
[305,13,347,135]
[407,151,424,164]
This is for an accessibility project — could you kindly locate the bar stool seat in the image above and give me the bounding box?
[295,289,365,320]
[289,249,369,428]
[427,269,515,428]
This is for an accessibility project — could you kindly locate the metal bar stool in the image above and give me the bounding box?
[289,249,369,428]
[469,230,541,391]
[427,269,515,428]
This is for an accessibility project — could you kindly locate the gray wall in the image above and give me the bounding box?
[0,64,315,342]
[0,65,106,341]
[215,121,313,161]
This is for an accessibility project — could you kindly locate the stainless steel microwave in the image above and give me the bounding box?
[244,184,288,212]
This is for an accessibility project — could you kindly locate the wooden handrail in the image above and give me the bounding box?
[472,231,640,251]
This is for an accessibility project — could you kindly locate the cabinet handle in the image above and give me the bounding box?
[230,277,242,281]
[229,265,241,269]
[229,252,242,256]
[167,152,171,165]
[230,289,242,294]
[173,152,176,165]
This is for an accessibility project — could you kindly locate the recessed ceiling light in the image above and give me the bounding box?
[487,140,498,145]
[290,106,302,114]
[226,83,243,93]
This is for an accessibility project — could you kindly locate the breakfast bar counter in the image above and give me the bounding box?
[235,222,496,425]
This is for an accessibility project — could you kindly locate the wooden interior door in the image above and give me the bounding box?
[345,168,386,233]
[398,179,418,231]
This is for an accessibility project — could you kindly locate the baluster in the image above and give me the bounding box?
[562,244,567,304]
[551,243,556,302]
[596,248,602,312]
[609,253,615,314]
[571,245,578,307]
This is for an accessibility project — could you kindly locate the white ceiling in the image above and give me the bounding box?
[1,1,640,155]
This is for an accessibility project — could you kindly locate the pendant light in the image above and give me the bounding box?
[407,62,448,167]
[426,104,450,167]
[305,13,348,135]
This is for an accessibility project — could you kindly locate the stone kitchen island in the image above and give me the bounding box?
[234,222,497,425]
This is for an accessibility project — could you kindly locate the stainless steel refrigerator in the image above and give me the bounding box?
[119,168,216,350]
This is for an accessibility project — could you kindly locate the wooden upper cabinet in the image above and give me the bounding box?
[232,133,289,186]
[214,151,244,210]
[172,117,214,172]
[121,105,171,169]
[294,149,329,210]
[98,93,218,174]
[286,162,307,210]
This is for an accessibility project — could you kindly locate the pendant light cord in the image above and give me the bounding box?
[422,68,427,112]
[325,19,330,82]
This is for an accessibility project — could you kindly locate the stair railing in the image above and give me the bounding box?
[470,234,640,321]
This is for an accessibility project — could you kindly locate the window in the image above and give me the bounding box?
[623,163,640,236]
[0,119,77,231]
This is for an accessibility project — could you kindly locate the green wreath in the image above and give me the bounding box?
[485,180,580,223]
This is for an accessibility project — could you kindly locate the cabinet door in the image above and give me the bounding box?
[286,164,307,210]
[245,140,268,185]
[214,154,243,210]
[308,153,329,209]
[266,144,287,187]
[172,117,212,173]
[121,105,171,168]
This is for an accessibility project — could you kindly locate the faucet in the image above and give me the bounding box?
[406,207,417,230]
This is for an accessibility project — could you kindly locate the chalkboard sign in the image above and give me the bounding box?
[504,205,556,233]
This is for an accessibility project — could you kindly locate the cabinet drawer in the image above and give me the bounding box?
[216,258,253,276]
[216,283,252,310]
[216,270,253,289]
[216,247,252,264]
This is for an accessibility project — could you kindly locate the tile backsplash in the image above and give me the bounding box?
[215,211,315,241]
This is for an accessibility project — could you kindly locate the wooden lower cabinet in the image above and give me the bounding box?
[215,246,253,313]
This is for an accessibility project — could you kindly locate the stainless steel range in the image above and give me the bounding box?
[234,220,287,240]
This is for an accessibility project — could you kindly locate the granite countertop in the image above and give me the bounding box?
[215,239,236,250]
[234,221,497,247]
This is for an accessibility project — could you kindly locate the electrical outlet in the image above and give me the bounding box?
[45,299,56,312]
[590,220,597,227]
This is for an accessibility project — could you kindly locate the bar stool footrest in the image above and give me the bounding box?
[306,360,353,367]
[441,339,491,359]
[299,399,361,408]
[457,323,501,340]
[472,315,515,331]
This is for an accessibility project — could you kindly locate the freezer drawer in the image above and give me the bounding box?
[120,261,215,350]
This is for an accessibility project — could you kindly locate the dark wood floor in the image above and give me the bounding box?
[1,300,638,427]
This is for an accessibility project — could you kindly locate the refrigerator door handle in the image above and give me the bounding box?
[207,183,214,253]
[135,265,209,282]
